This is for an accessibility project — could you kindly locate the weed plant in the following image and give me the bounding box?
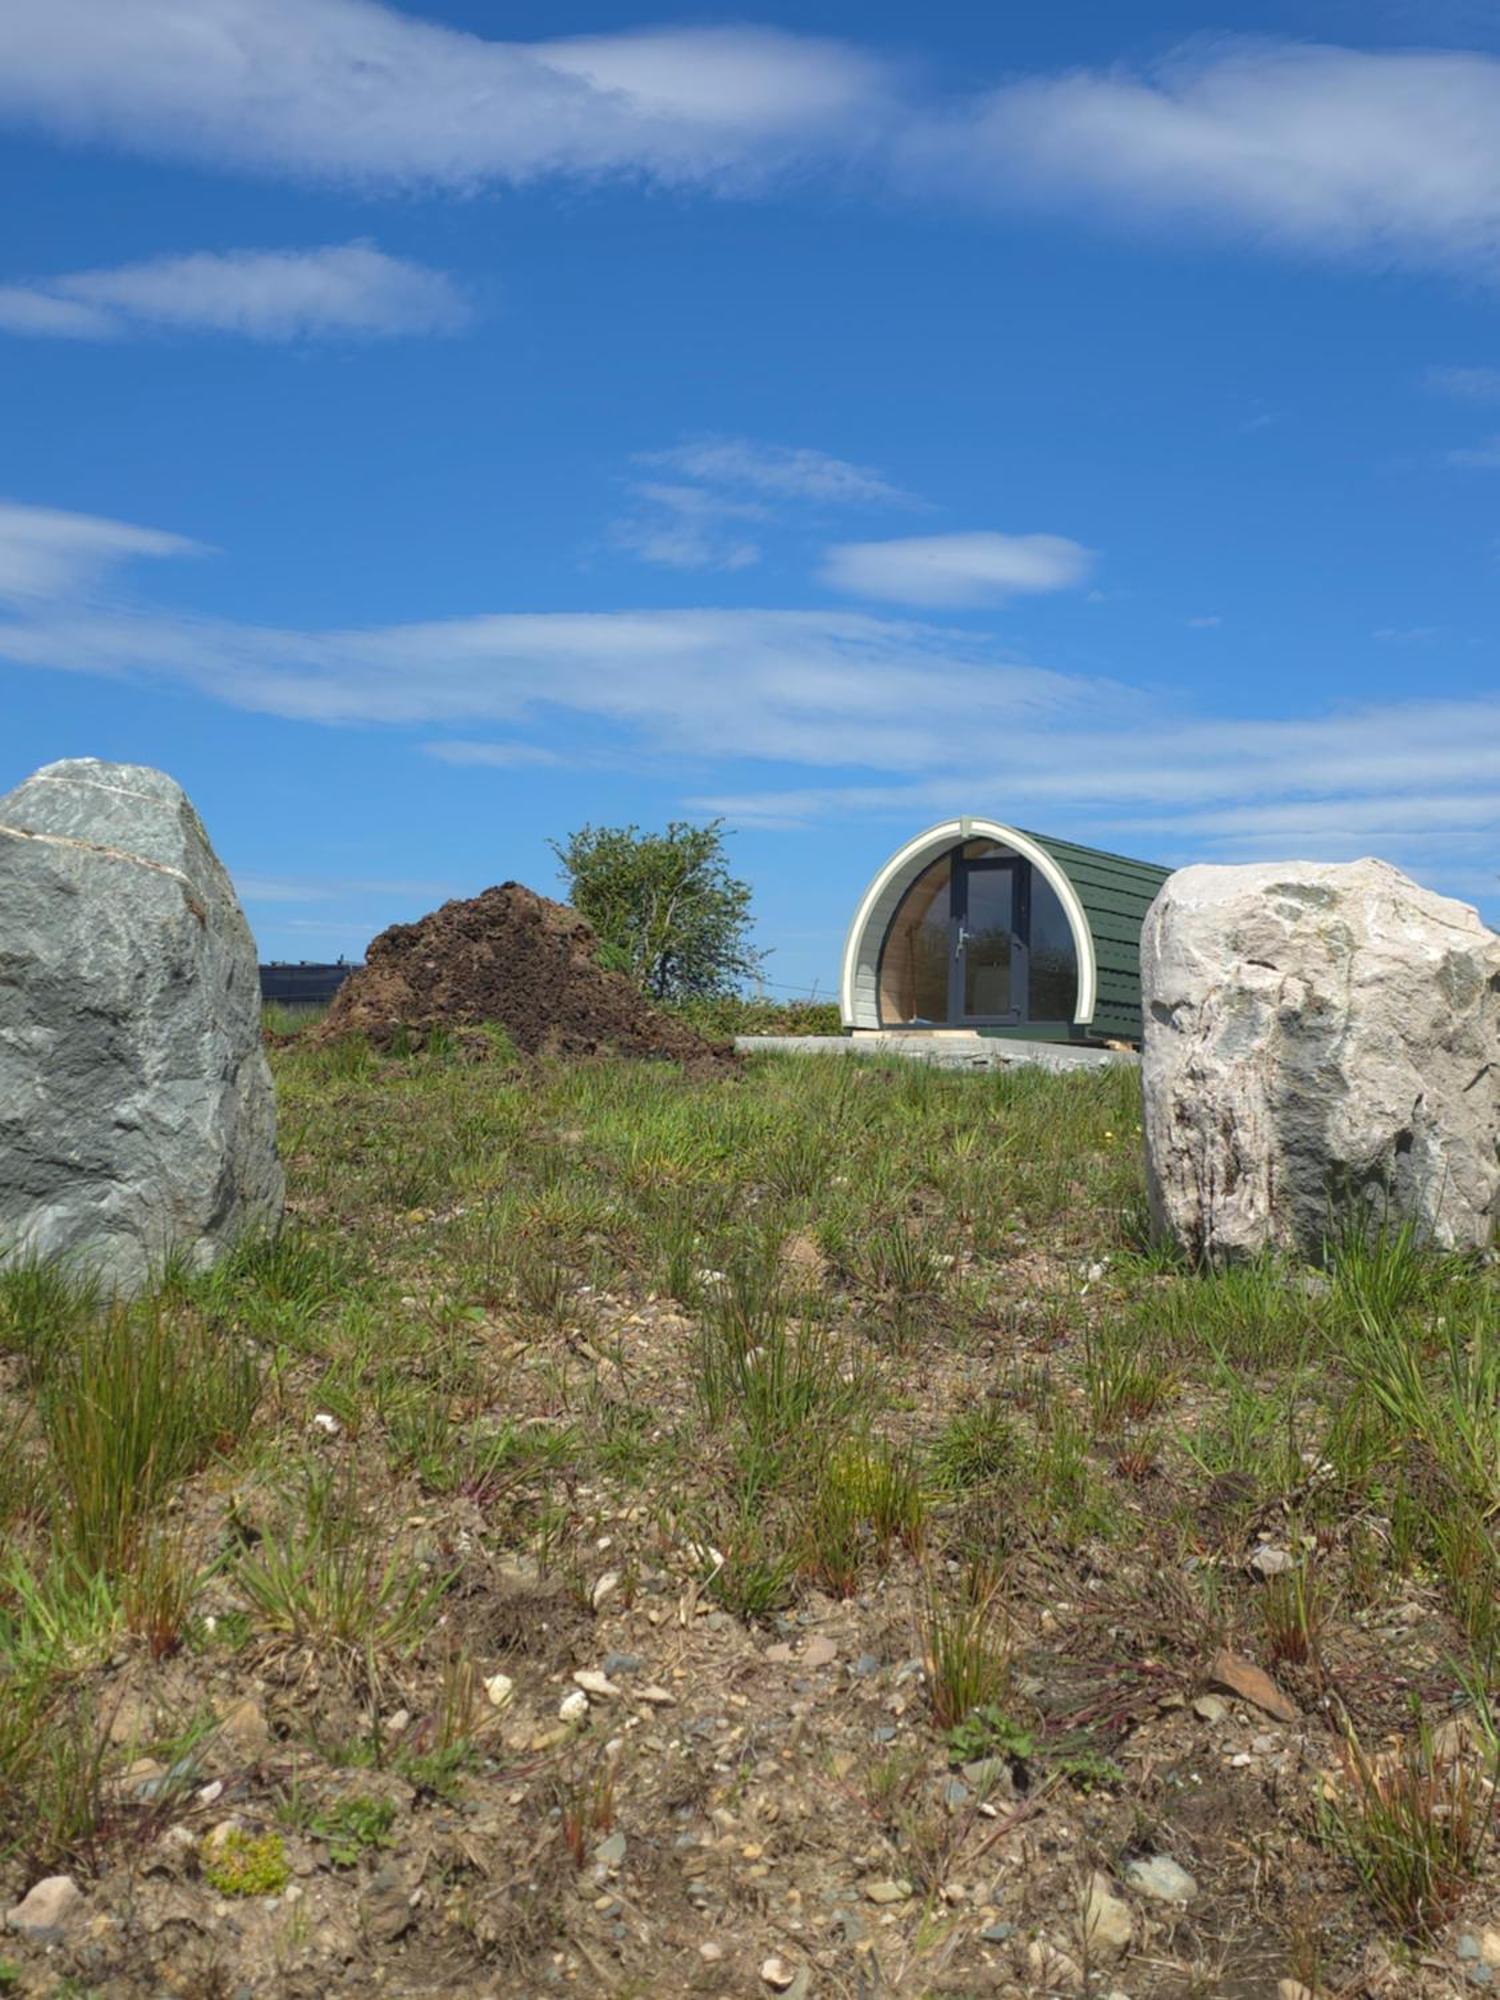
[1,1026,1496,1978]
[1322,1710,1496,1939]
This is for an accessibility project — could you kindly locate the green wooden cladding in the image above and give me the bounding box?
[1010,829,1169,1044]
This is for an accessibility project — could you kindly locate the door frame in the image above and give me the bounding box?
[948,854,1027,1026]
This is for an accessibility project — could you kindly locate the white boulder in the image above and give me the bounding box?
[0,758,283,1293]
[1141,858,1500,1265]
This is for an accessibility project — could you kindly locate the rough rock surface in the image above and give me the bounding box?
[5,1874,84,1938]
[1142,858,1500,1264]
[0,759,282,1293]
[319,881,733,1068]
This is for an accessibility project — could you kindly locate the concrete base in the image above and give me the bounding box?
[733,1033,1135,1073]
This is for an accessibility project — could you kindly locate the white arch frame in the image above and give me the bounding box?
[839,817,1097,1031]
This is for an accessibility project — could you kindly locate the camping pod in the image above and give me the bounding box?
[840,818,1169,1045]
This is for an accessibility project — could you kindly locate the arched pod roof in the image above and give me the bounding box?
[839,818,1170,1038]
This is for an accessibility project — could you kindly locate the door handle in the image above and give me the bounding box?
[955,924,972,951]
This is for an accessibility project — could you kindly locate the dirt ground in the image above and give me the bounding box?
[319,882,733,1068]
[2,1046,1496,2000]
[7,1275,1491,2000]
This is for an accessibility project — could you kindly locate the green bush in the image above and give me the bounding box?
[665,994,842,1039]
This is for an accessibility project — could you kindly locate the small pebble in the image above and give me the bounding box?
[1124,1855,1198,1903]
[864,1878,912,1905]
[573,1669,622,1700]
[1250,1546,1295,1577]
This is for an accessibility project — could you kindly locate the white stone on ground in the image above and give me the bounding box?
[1141,858,1500,1265]
[5,1875,84,1936]
[1081,1872,1133,1954]
[1124,1854,1198,1902]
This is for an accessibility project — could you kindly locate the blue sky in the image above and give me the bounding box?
[2,0,1499,994]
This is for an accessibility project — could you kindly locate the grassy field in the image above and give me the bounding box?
[0,1032,1496,1997]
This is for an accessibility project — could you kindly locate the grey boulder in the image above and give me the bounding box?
[1142,858,1500,1265]
[0,758,282,1293]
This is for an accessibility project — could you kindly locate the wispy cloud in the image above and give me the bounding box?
[609,482,767,572]
[1426,364,1500,401]
[637,437,914,507]
[234,873,457,903]
[3,601,1096,769]
[423,741,566,769]
[0,2,891,192]
[10,12,1500,292]
[0,501,1108,765]
[611,436,911,572]
[0,499,201,604]
[691,700,1500,842]
[821,531,1092,608]
[1445,435,1500,467]
[911,40,1500,284]
[0,243,469,342]
[4,499,1497,911]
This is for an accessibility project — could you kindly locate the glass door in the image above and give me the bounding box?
[950,858,1025,1024]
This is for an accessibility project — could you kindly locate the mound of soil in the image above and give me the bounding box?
[319,881,733,1067]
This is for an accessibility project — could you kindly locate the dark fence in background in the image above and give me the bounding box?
[259,963,360,1007]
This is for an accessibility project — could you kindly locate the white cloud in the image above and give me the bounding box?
[1,603,1099,770]
[1121,789,1500,844]
[1426,364,1500,401]
[7,13,1500,299]
[820,531,1092,608]
[690,699,1500,838]
[0,243,468,342]
[1186,614,1222,629]
[0,499,201,604]
[609,482,767,572]
[423,741,565,769]
[235,873,456,902]
[1446,434,1500,467]
[0,506,1105,768]
[0,289,115,338]
[906,39,1500,283]
[612,438,912,573]
[4,499,1497,912]
[0,1,890,192]
[638,437,913,507]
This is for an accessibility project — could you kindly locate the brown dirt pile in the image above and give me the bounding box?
[319,881,733,1066]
